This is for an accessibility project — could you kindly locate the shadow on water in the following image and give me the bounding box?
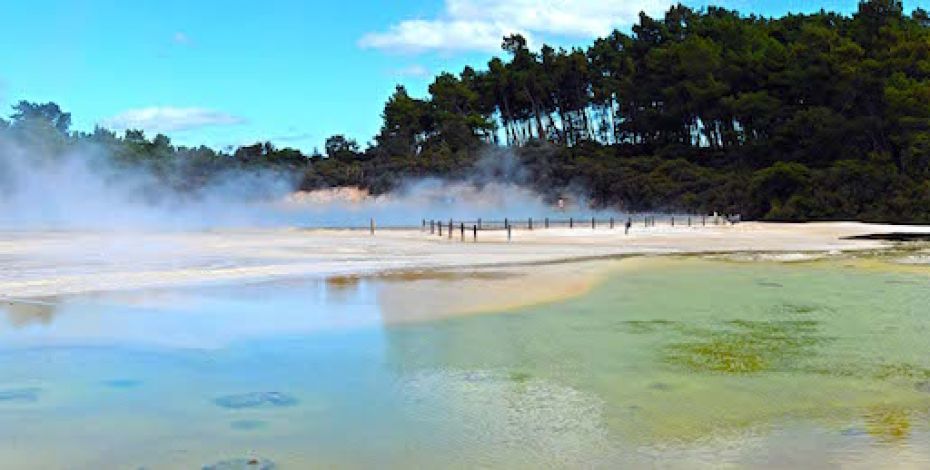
[1,298,59,328]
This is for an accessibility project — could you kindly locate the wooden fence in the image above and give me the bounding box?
[303,213,741,241]
[416,214,740,241]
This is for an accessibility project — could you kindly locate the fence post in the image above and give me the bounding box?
[448,219,453,239]
[438,221,442,237]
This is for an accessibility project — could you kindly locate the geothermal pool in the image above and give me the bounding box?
[1,253,929,468]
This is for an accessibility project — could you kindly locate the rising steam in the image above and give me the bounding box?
[0,132,593,230]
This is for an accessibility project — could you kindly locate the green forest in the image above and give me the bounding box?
[3,0,930,221]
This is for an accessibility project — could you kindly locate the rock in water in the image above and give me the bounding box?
[202,457,276,470]
[213,392,298,409]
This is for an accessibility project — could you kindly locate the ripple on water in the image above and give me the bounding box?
[0,387,40,403]
[399,369,609,466]
[213,392,298,410]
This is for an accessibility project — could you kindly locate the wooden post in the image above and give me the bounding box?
[569,217,574,229]
[448,219,453,239]
[370,218,375,235]
[460,222,465,241]
[702,215,706,226]
[473,224,477,242]
[592,217,596,230]
[610,217,614,229]
[671,216,675,227]
[545,217,549,229]
[430,220,435,234]
[438,221,442,237]
[507,225,512,242]
[422,219,426,232]
[504,217,509,230]
[528,217,533,230]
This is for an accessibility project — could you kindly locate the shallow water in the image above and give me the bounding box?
[1,255,929,468]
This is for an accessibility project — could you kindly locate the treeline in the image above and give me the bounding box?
[3,0,930,221]
[363,0,930,221]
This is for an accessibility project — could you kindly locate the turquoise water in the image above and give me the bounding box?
[1,255,929,468]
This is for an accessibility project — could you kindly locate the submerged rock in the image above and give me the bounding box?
[202,457,276,470]
[102,379,142,389]
[230,419,267,430]
[213,392,298,409]
[0,387,40,403]
[756,280,784,288]
[648,382,673,391]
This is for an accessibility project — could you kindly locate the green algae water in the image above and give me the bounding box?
[1,254,929,468]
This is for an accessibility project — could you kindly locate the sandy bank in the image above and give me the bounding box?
[0,221,927,299]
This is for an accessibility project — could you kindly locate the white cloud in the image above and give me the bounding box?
[390,64,431,78]
[172,32,191,45]
[271,131,315,143]
[100,107,245,133]
[359,0,672,53]
[360,19,513,53]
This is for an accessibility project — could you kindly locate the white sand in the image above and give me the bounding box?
[0,222,926,299]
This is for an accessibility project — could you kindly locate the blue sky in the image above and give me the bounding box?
[1,0,926,152]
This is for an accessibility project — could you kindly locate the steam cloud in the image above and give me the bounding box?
[0,133,596,231]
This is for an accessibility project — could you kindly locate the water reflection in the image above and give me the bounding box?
[0,257,927,467]
[0,278,385,349]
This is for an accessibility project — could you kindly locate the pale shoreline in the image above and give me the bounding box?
[0,221,928,300]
